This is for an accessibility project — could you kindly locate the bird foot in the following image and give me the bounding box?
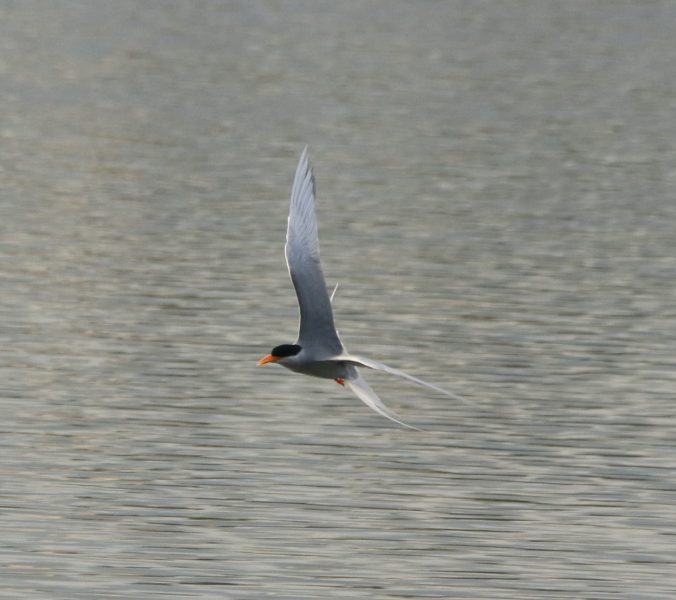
[334,377,345,386]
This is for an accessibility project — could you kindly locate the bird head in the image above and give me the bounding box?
[257,344,302,365]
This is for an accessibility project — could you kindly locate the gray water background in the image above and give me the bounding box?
[1,1,676,598]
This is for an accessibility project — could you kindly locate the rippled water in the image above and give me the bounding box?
[2,1,676,598]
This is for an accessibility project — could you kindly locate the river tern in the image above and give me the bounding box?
[258,147,463,429]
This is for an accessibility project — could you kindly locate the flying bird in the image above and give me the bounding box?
[257,147,464,429]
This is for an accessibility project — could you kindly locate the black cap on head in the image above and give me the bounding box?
[271,344,301,358]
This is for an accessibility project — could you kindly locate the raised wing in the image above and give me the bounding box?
[337,354,467,404]
[285,147,343,357]
[330,282,339,304]
[346,371,421,430]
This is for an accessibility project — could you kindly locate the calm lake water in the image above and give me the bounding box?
[1,1,676,598]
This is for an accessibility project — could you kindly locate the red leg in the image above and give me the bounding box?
[334,377,345,386]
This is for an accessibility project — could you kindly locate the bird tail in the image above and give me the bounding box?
[338,354,467,404]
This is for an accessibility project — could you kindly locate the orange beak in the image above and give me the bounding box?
[257,354,280,366]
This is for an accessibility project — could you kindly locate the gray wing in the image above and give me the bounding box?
[285,147,343,357]
[336,354,467,404]
[346,371,421,430]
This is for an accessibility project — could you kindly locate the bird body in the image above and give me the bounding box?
[258,147,464,429]
[277,354,354,382]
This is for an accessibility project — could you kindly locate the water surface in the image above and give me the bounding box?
[1,2,675,598]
